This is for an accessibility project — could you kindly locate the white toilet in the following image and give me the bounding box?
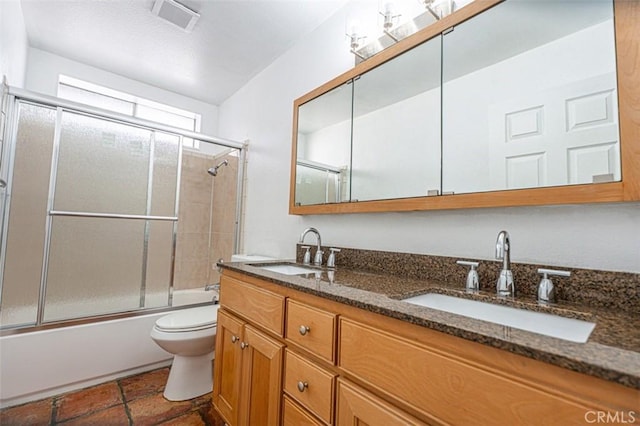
[150,304,220,401]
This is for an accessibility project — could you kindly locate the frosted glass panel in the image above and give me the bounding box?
[44,217,145,321]
[151,132,180,216]
[0,103,56,327]
[54,111,151,215]
[144,221,174,308]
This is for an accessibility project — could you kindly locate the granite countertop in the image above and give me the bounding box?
[220,260,640,390]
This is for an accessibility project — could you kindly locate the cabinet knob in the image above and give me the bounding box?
[299,325,310,336]
[240,342,249,349]
[297,381,308,392]
[231,335,239,343]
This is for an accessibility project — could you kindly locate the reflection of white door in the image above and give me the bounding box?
[489,73,620,190]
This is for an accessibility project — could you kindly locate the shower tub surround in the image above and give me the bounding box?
[222,245,640,389]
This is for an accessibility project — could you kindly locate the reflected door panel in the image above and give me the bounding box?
[488,73,619,190]
[442,0,619,194]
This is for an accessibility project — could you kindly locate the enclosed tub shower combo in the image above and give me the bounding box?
[0,86,245,407]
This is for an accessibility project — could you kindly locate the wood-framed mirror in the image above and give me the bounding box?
[289,0,639,215]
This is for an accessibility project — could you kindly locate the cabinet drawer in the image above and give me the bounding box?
[283,395,324,426]
[336,379,427,426]
[220,275,285,336]
[286,299,336,363]
[338,318,597,425]
[284,349,335,424]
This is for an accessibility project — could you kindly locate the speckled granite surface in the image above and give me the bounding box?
[221,247,640,390]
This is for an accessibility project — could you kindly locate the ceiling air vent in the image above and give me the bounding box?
[151,0,200,32]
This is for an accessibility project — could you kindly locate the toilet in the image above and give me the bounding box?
[150,304,220,401]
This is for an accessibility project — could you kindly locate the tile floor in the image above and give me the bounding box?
[0,367,226,426]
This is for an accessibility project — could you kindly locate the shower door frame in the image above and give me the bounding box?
[0,87,246,331]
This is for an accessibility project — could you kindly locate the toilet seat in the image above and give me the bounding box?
[154,305,218,332]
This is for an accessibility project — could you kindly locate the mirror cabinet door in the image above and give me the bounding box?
[442,0,619,194]
[351,35,442,202]
[295,82,353,206]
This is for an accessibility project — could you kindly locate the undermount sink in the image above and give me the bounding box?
[254,263,319,275]
[402,293,595,343]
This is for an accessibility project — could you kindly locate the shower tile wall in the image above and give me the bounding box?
[174,150,238,290]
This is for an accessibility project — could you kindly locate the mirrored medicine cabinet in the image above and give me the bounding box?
[289,0,640,215]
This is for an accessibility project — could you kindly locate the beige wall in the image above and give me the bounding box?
[174,150,238,290]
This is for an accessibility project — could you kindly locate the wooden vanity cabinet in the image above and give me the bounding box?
[212,279,285,426]
[213,270,639,426]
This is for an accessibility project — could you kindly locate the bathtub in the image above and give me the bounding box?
[0,289,217,409]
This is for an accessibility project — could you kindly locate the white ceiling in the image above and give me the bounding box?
[20,0,346,105]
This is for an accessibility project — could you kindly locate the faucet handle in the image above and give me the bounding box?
[537,268,571,278]
[536,268,570,304]
[456,260,479,291]
[327,248,341,268]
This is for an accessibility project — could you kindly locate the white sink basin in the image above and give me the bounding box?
[255,264,318,275]
[402,293,595,343]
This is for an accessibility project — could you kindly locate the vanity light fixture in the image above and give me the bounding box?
[151,0,200,32]
[423,0,455,20]
[346,20,368,60]
[380,2,402,41]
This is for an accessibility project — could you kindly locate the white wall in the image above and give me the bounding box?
[0,0,28,88]
[25,48,220,136]
[221,2,640,273]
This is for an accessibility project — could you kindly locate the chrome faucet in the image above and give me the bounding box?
[299,227,323,266]
[495,230,514,297]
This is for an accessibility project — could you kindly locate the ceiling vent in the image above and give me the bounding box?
[151,0,200,32]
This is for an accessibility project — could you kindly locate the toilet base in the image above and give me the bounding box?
[163,351,214,401]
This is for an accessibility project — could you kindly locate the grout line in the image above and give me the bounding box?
[115,379,134,426]
[50,396,58,426]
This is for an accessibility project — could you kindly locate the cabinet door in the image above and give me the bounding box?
[238,325,284,426]
[212,310,244,426]
[336,379,427,426]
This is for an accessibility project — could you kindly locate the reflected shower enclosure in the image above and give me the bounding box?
[0,92,244,329]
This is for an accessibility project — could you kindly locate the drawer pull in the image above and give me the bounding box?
[231,335,239,343]
[240,342,249,349]
[297,381,309,392]
[299,325,310,335]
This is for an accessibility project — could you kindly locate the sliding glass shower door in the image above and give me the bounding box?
[0,101,181,327]
[43,111,180,321]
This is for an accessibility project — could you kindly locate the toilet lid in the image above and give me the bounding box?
[155,305,219,331]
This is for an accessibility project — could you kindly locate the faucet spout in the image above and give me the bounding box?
[299,227,323,266]
[495,230,514,297]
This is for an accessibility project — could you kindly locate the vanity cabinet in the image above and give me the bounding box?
[213,270,639,425]
[212,281,285,426]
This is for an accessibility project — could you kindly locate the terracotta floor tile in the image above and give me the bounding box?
[57,404,129,426]
[157,412,205,426]
[55,382,123,422]
[189,393,212,409]
[120,367,170,402]
[127,392,192,426]
[198,404,226,426]
[0,398,53,426]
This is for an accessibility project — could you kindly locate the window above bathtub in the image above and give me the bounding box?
[57,75,202,149]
